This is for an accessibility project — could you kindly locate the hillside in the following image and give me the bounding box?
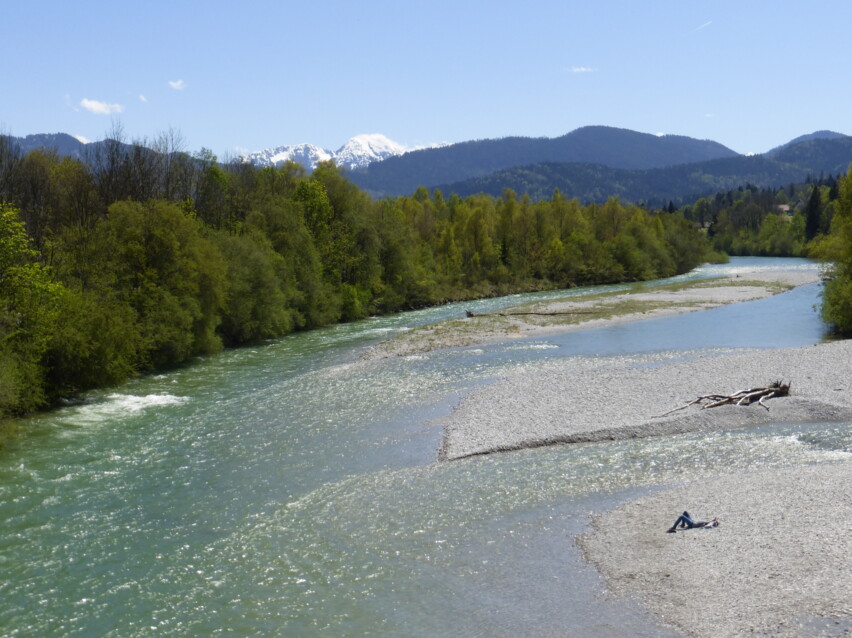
[347,126,738,196]
[434,137,852,205]
[769,136,852,173]
[11,133,88,158]
[764,130,849,157]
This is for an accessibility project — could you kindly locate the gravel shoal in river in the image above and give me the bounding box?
[365,268,818,360]
[429,266,850,638]
[439,340,852,460]
[578,463,852,637]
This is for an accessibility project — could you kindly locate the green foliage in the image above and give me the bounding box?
[96,200,227,368]
[815,166,852,334]
[0,204,64,414]
[43,289,141,397]
[0,147,720,419]
[680,181,830,257]
[211,229,299,345]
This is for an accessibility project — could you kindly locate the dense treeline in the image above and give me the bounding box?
[0,134,719,417]
[676,167,852,334]
[675,175,843,257]
[810,166,852,333]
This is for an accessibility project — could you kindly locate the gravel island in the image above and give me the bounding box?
[375,263,851,637]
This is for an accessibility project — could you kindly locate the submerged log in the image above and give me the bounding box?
[654,381,790,418]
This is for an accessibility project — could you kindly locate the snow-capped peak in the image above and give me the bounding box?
[333,134,409,171]
[242,143,333,170]
[242,134,439,172]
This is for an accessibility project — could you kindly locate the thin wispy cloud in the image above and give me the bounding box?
[695,20,713,31]
[80,98,124,115]
[139,94,148,102]
[64,94,80,112]
[570,66,597,74]
[168,79,187,90]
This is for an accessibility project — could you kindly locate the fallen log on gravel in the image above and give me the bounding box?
[654,381,790,418]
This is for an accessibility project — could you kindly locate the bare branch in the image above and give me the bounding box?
[653,381,790,418]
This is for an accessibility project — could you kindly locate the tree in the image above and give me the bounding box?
[0,204,63,414]
[48,157,102,231]
[693,197,711,227]
[0,135,23,204]
[804,185,822,240]
[15,149,57,244]
[88,121,130,204]
[816,167,852,333]
[94,200,227,368]
[211,229,299,344]
[194,158,230,228]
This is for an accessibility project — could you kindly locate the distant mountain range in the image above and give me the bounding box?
[8,132,93,159]
[764,130,849,157]
[6,126,851,206]
[347,126,740,196]
[3,132,445,174]
[232,125,852,203]
[344,126,852,203]
[242,134,447,171]
[428,133,852,206]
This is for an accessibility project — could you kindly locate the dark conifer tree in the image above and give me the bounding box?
[804,186,822,240]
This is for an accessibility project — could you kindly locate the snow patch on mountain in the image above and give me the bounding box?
[244,143,333,170]
[332,134,408,170]
[242,134,445,171]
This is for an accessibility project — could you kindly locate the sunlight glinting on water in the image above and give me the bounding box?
[153,422,847,636]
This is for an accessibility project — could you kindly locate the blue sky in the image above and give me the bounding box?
[2,1,850,158]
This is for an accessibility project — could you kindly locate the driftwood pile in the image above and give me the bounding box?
[655,380,791,418]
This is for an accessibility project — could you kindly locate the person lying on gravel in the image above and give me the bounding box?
[666,511,719,533]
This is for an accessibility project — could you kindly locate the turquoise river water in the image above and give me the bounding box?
[1,257,849,637]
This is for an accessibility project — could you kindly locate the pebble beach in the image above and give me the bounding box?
[383,264,852,637]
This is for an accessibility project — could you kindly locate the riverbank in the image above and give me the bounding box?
[578,462,852,637]
[365,266,819,360]
[420,263,851,636]
[424,263,847,460]
[439,339,852,460]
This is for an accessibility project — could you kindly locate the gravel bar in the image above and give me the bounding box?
[578,463,851,637]
[439,340,852,460]
[426,265,851,636]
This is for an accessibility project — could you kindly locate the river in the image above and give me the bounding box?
[1,257,846,637]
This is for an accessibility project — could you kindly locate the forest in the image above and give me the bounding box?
[1,134,719,418]
[432,142,852,207]
[678,175,841,257]
[348,125,738,197]
[674,168,852,334]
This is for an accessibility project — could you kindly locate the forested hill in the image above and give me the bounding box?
[765,130,850,157]
[347,126,738,196]
[11,133,90,159]
[768,136,852,171]
[434,137,852,206]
